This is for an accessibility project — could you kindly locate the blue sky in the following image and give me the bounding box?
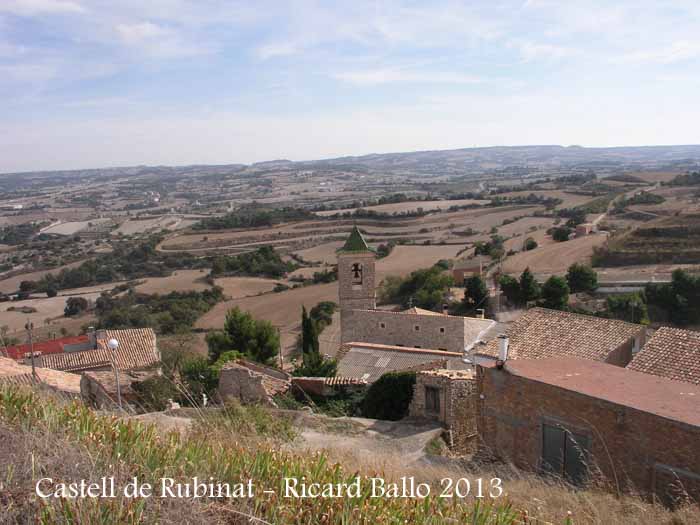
[2,0,700,173]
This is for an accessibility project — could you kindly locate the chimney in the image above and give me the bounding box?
[95,329,107,348]
[88,326,96,348]
[496,335,509,369]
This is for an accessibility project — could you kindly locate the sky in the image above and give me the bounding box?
[1,0,700,173]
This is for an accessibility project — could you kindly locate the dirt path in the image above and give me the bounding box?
[295,417,444,469]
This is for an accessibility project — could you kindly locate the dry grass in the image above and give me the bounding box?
[134,269,211,295]
[213,276,282,299]
[501,234,608,276]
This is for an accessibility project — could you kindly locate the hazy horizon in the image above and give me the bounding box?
[2,1,700,173]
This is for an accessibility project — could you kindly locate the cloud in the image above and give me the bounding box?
[115,21,213,58]
[256,41,300,60]
[333,68,484,86]
[116,22,169,45]
[0,0,85,15]
[611,40,700,65]
[512,40,578,62]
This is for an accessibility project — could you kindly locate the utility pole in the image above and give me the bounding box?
[277,327,283,370]
[107,338,122,410]
[25,322,36,383]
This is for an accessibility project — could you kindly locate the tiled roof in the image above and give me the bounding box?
[339,225,372,252]
[337,342,463,383]
[402,307,444,316]
[474,307,644,361]
[0,356,81,395]
[419,369,474,380]
[627,327,700,385]
[36,328,159,372]
[487,357,700,428]
[3,335,90,360]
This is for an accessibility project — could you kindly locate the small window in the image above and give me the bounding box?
[414,325,420,332]
[414,345,421,348]
[425,386,440,413]
[439,327,446,334]
[379,322,386,329]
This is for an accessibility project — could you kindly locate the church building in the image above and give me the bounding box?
[336,227,495,381]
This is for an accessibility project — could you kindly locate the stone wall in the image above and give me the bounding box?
[341,309,468,352]
[218,361,290,406]
[476,365,700,503]
[409,370,478,454]
[338,250,376,313]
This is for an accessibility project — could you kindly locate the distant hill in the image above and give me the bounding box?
[3,144,700,181]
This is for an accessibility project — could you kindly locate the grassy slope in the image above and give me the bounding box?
[1,386,698,524]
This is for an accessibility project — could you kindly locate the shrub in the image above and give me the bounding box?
[552,227,572,242]
[566,263,599,293]
[180,356,219,404]
[132,376,179,411]
[497,275,519,307]
[362,371,416,421]
[64,296,89,317]
[524,237,538,251]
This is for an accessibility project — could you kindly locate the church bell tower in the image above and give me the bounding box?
[337,225,376,313]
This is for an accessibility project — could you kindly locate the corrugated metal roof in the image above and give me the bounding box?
[337,343,460,383]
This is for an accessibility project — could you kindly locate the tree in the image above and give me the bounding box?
[498,274,520,305]
[64,296,89,317]
[552,227,572,242]
[605,293,649,324]
[46,287,58,298]
[463,275,489,313]
[222,307,279,364]
[646,269,700,325]
[206,330,233,364]
[362,371,416,421]
[294,306,337,377]
[180,356,219,403]
[19,280,36,293]
[541,276,570,310]
[524,237,538,251]
[160,330,197,376]
[519,268,541,304]
[566,264,599,293]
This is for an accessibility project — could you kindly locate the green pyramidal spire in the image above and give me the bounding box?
[340,225,372,253]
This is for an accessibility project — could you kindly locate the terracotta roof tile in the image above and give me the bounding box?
[36,328,159,372]
[0,356,81,395]
[475,307,644,361]
[627,327,700,385]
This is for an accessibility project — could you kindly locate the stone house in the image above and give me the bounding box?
[218,359,290,406]
[472,307,646,367]
[476,357,700,504]
[627,327,700,385]
[409,369,478,453]
[32,328,160,373]
[80,369,160,410]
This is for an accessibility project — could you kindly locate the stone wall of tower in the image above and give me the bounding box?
[338,250,376,343]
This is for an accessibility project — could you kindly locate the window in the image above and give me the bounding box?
[541,423,589,485]
[414,325,420,332]
[425,386,440,413]
[439,327,446,334]
[379,322,386,329]
[414,345,421,348]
